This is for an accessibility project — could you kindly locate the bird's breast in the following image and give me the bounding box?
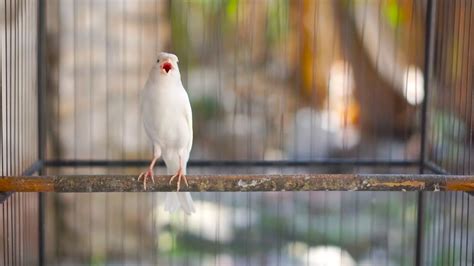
[142,86,192,150]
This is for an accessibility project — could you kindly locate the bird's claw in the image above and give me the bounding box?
[138,168,154,190]
[169,168,188,192]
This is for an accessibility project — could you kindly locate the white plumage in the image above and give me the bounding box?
[139,52,195,215]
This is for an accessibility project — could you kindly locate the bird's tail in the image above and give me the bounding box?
[164,192,195,215]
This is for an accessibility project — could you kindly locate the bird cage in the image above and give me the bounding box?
[1,0,473,265]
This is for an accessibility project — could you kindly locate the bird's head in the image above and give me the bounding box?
[156,52,180,76]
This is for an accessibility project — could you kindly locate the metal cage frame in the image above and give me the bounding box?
[1,0,473,265]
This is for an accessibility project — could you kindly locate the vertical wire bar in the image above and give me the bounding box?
[410,7,420,265]
[467,0,474,178]
[73,0,79,262]
[447,1,460,263]
[306,191,311,266]
[276,192,281,266]
[7,199,10,266]
[293,1,304,264]
[448,0,458,173]
[388,0,402,261]
[326,0,338,257]
[401,193,407,266]
[307,1,319,264]
[467,195,470,265]
[370,0,383,160]
[277,1,283,263]
[427,0,442,261]
[280,1,288,262]
[309,0,318,162]
[453,0,470,263]
[426,192,433,266]
[450,192,457,265]
[137,1,143,162]
[461,0,472,177]
[215,0,222,262]
[429,0,440,173]
[53,0,60,263]
[0,1,4,265]
[454,0,467,176]
[28,0,32,263]
[120,0,126,263]
[55,0,60,164]
[6,0,10,189]
[29,0,33,167]
[246,191,251,265]
[137,0,143,263]
[416,1,436,265]
[20,1,24,263]
[0,0,4,180]
[15,3,21,265]
[340,0,352,256]
[197,1,205,263]
[459,192,465,265]
[459,1,472,260]
[447,192,453,266]
[12,0,17,262]
[370,1,384,259]
[169,3,175,264]
[37,0,46,264]
[295,0,302,160]
[435,0,447,174]
[151,0,160,265]
[461,2,474,265]
[88,0,93,261]
[247,0,254,164]
[248,2,255,264]
[104,0,110,262]
[215,192,221,266]
[436,191,443,264]
[20,192,24,266]
[369,192,375,264]
[26,5,33,265]
[18,1,23,260]
[435,2,449,263]
[12,0,16,179]
[231,0,238,163]
[22,0,28,259]
[16,0,21,259]
[447,0,459,174]
[1,205,3,266]
[6,2,11,263]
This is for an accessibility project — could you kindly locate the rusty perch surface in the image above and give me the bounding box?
[0,174,473,192]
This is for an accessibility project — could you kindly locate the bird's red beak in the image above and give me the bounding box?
[162,61,172,73]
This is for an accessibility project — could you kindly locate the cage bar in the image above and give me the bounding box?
[1,0,474,265]
[0,174,473,193]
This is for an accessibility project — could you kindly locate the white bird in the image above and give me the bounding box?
[138,52,195,215]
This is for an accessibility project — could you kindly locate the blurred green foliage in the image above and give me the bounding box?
[383,0,404,28]
[191,97,223,122]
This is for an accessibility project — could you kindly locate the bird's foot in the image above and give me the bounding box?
[138,168,155,190]
[169,167,188,191]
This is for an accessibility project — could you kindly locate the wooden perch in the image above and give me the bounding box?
[0,174,473,192]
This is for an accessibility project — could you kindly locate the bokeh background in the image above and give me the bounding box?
[1,0,473,265]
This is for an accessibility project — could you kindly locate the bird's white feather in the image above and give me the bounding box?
[141,52,194,215]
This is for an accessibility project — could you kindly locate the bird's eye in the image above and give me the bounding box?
[157,59,160,63]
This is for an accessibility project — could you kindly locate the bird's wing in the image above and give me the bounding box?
[183,90,193,153]
[140,87,154,141]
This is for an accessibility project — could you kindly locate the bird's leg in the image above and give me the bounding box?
[138,156,158,190]
[169,156,189,191]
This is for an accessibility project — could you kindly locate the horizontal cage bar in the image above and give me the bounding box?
[0,174,472,193]
[44,159,421,167]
